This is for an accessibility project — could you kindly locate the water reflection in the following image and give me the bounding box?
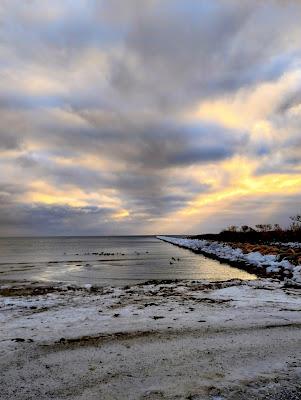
[0,236,256,286]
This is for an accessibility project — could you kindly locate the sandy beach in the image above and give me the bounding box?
[1,0,301,398]
[1,279,301,399]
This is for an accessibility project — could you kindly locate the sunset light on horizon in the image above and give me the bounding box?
[1,0,301,235]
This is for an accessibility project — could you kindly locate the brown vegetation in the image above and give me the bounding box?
[190,215,301,244]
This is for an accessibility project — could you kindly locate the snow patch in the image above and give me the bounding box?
[273,242,301,249]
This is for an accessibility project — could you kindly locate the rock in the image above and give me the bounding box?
[284,279,301,289]
[144,302,157,307]
[278,252,289,261]
[283,255,298,264]
[287,248,296,255]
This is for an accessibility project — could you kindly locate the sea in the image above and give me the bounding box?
[0,236,256,286]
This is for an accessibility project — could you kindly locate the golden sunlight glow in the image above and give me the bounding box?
[20,180,127,216]
[159,155,301,234]
[112,209,130,219]
[26,181,88,207]
[158,68,301,232]
[184,68,301,131]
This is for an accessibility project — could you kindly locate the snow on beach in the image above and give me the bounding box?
[1,278,301,399]
[273,241,301,249]
[157,236,301,285]
[1,279,300,346]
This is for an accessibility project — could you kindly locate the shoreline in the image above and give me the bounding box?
[157,236,301,286]
[160,238,267,280]
[1,278,301,399]
[1,240,300,399]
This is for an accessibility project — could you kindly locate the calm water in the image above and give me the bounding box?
[0,236,256,286]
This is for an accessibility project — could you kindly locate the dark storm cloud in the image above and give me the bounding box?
[2,1,300,112]
[13,148,212,218]
[95,121,247,169]
[0,183,27,206]
[0,91,64,110]
[8,119,244,222]
[22,112,247,169]
[0,203,124,235]
[15,153,114,190]
[0,1,123,66]
[109,0,301,111]
[0,0,301,234]
[115,173,212,216]
[0,133,21,150]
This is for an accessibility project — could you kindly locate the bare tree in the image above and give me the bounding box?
[290,215,301,231]
[227,225,238,232]
[255,224,272,232]
[241,225,254,232]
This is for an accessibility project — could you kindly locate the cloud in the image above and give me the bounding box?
[0,203,123,235]
[0,133,21,150]
[0,1,301,234]
[108,0,301,112]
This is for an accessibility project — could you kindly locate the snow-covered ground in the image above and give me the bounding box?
[273,241,301,249]
[1,279,301,399]
[157,236,301,285]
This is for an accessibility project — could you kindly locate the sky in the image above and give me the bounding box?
[0,0,301,236]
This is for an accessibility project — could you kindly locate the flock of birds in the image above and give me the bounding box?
[67,250,181,266]
[169,256,181,265]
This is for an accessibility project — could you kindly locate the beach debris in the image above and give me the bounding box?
[144,302,158,307]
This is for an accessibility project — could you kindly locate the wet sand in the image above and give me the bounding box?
[1,279,301,399]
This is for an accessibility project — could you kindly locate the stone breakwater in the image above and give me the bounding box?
[157,236,301,286]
